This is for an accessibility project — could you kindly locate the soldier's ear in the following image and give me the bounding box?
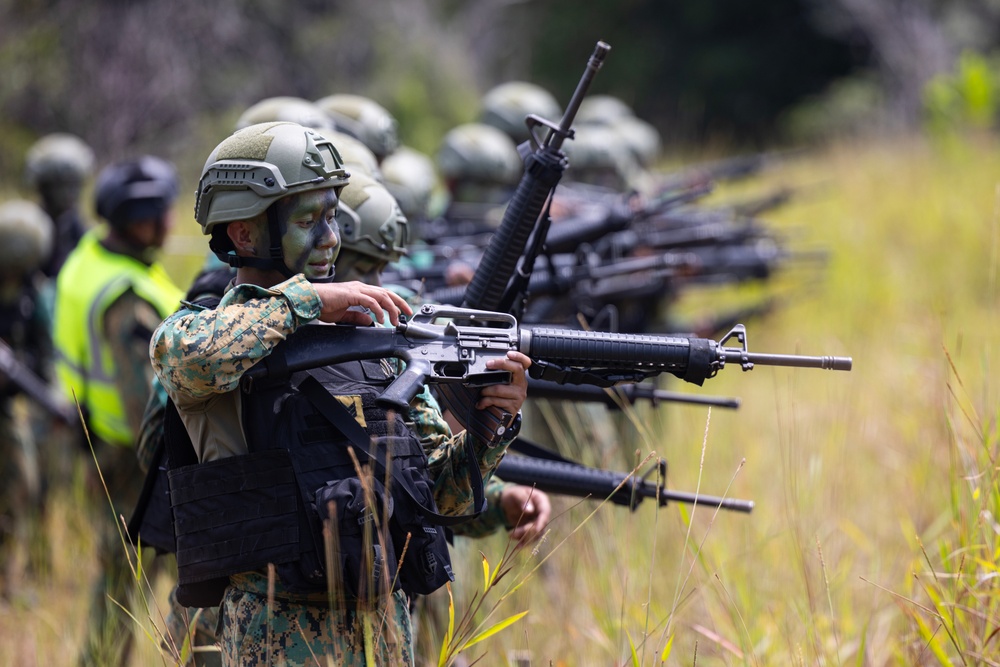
[227,220,256,255]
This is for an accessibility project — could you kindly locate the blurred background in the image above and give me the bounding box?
[3,1,1000,665]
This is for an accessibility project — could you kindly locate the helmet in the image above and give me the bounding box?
[235,96,335,132]
[479,81,562,145]
[576,95,635,125]
[437,123,521,187]
[328,130,383,182]
[611,116,662,168]
[94,155,179,229]
[195,121,349,233]
[314,94,400,160]
[336,172,408,266]
[0,200,53,277]
[563,125,641,191]
[24,133,95,188]
[380,146,439,221]
[234,99,380,181]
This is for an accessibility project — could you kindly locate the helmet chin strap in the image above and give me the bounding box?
[215,205,337,283]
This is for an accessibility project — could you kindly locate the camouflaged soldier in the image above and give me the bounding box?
[24,133,95,278]
[0,199,54,598]
[150,121,530,667]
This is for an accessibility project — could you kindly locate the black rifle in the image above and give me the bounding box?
[496,452,754,513]
[527,377,740,409]
[542,184,712,255]
[0,338,75,424]
[241,304,852,411]
[462,41,611,315]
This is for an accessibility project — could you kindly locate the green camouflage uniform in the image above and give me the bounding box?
[150,274,511,666]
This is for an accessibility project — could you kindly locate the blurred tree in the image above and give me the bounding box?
[517,0,865,146]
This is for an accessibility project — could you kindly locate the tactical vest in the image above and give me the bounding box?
[169,353,456,608]
[53,228,181,445]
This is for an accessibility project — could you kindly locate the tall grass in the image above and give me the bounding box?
[1,133,999,665]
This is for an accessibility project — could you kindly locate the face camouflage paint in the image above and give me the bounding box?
[274,189,341,280]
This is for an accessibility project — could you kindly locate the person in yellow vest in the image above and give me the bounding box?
[53,155,183,666]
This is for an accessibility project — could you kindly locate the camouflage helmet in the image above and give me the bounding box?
[479,81,562,145]
[437,123,521,187]
[563,125,641,191]
[611,116,662,168]
[336,172,408,265]
[95,155,179,230]
[235,96,335,132]
[314,94,400,160]
[380,146,439,221]
[576,95,635,126]
[24,133,95,188]
[195,121,350,234]
[0,200,54,277]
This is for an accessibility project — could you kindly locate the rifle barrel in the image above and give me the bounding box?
[496,455,754,513]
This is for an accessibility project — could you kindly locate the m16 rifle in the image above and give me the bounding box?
[497,451,754,513]
[240,304,852,411]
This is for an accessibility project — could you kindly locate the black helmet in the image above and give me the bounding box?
[95,156,179,229]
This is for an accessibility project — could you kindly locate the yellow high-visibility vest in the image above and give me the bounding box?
[54,227,181,446]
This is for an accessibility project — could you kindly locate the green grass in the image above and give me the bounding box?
[3,132,1000,665]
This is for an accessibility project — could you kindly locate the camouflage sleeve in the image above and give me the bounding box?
[150,275,321,400]
[408,385,514,516]
[104,289,165,441]
[447,478,510,538]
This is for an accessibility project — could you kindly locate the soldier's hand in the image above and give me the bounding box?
[476,351,530,415]
[500,485,551,545]
[313,282,412,326]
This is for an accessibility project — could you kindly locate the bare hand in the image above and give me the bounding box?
[313,281,412,326]
[476,351,530,415]
[500,484,551,544]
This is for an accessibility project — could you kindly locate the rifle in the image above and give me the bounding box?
[496,452,754,513]
[240,303,852,412]
[0,338,76,424]
[462,41,611,315]
[527,377,740,409]
[542,184,712,255]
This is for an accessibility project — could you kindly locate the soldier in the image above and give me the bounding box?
[0,200,54,598]
[52,155,183,665]
[479,81,562,146]
[150,121,531,666]
[24,133,95,278]
[436,122,521,210]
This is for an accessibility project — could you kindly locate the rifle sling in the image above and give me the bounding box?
[298,374,485,527]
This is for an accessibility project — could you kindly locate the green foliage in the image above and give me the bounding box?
[892,353,1000,664]
[924,51,1000,135]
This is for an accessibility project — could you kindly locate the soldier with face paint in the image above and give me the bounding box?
[150,122,531,666]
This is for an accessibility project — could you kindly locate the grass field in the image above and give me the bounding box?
[1,133,999,666]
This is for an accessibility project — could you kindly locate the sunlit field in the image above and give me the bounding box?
[2,133,999,666]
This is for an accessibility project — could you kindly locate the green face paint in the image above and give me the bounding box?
[275,189,341,280]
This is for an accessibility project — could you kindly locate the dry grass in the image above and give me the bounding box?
[2,132,998,665]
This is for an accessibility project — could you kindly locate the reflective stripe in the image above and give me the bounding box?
[53,227,182,445]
